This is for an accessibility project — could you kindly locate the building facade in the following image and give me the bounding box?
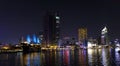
[101,26,109,45]
[43,11,60,46]
[78,28,87,47]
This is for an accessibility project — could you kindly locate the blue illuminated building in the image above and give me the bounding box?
[37,37,40,44]
[27,35,31,44]
[33,34,37,43]
[26,34,41,44]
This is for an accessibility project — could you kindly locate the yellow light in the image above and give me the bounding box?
[41,47,46,50]
[23,41,29,44]
[98,46,102,48]
[30,44,34,46]
[88,49,93,55]
[2,47,9,50]
[51,46,53,47]
[87,42,92,48]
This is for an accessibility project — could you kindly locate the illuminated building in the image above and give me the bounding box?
[27,35,31,44]
[36,37,40,44]
[32,34,41,44]
[33,34,37,43]
[87,37,98,48]
[38,33,43,44]
[114,39,120,47]
[101,26,108,45]
[26,34,41,44]
[78,28,87,47]
[43,11,60,46]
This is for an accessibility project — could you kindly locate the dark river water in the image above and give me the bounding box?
[0,48,120,66]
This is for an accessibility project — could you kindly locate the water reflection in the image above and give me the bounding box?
[23,52,41,66]
[115,48,120,65]
[0,48,120,66]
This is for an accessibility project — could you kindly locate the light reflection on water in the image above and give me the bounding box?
[0,48,120,66]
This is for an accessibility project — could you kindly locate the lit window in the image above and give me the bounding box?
[56,16,60,19]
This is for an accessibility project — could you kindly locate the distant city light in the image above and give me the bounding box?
[102,26,107,34]
[87,42,92,48]
[37,37,40,44]
[56,21,60,23]
[33,34,37,43]
[27,35,31,44]
[115,47,120,52]
[56,16,60,19]
[87,48,93,55]
[87,42,96,48]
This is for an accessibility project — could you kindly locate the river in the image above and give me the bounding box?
[0,48,120,66]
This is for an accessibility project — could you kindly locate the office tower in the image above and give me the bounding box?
[43,11,60,46]
[101,26,108,45]
[78,28,87,47]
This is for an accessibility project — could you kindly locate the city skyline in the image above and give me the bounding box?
[0,0,119,43]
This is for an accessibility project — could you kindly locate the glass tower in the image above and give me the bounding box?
[101,26,108,45]
[78,28,87,47]
[43,11,60,47]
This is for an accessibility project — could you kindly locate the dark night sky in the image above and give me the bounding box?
[0,0,119,43]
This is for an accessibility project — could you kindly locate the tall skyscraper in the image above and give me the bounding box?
[43,11,60,46]
[101,26,108,45]
[78,28,87,47]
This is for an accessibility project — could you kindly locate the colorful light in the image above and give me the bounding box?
[27,35,31,44]
[33,34,37,43]
[37,37,40,44]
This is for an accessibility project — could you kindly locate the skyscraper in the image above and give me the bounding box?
[43,11,60,46]
[101,26,108,45]
[78,28,87,47]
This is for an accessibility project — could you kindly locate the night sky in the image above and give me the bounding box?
[0,0,119,43]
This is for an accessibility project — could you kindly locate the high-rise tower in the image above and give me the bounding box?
[43,11,60,46]
[101,26,108,45]
[78,28,87,47]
